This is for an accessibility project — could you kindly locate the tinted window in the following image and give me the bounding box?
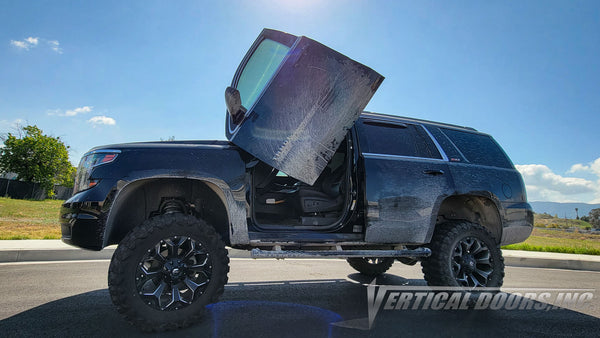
[357,121,442,159]
[441,128,513,168]
[426,126,465,163]
[237,39,290,110]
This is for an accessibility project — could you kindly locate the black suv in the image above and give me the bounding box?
[60,29,533,331]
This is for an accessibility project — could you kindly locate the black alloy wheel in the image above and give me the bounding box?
[108,214,229,331]
[421,221,504,288]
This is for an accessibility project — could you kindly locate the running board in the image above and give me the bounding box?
[250,247,431,259]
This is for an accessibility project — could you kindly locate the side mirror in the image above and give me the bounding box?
[225,87,247,125]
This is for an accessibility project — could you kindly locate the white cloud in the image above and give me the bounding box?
[10,40,28,49]
[88,116,116,126]
[516,161,600,203]
[48,106,93,117]
[25,37,39,45]
[47,40,63,54]
[9,37,62,53]
[10,37,39,50]
[65,106,93,117]
[568,158,600,176]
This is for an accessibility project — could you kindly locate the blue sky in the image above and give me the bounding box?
[1,1,599,203]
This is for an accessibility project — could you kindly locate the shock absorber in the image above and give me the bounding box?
[159,198,186,214]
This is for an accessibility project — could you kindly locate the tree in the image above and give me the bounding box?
[589,208,600,228]
[0,125,74,196]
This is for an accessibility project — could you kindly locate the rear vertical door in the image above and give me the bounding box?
[356,118,454,243]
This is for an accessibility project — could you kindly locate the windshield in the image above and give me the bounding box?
[236,39,290,110]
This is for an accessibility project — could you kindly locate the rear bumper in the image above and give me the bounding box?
[500,202,534,245]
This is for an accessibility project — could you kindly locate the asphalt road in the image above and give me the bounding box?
[0,259,598,337]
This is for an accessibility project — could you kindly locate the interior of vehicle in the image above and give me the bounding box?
[251,136,351,229]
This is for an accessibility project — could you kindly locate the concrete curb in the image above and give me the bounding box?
[1,240,599,272]
[502,250,600,272]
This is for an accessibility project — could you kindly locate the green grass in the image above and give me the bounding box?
[0,197,63,239]
[502,228,600,255]
[503,242,600,255]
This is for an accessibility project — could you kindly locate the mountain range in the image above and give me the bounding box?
[529,201,600,219]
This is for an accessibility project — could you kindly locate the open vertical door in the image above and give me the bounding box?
[226,29,384,185]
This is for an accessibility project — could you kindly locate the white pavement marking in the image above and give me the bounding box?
[0,259,111,266]
[507,265,600,274]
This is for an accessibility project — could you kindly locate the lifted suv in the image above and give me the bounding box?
[61,29,533,331]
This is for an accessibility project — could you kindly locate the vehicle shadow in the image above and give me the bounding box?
[1,273,597,337]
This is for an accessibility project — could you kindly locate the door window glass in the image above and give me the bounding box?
[441,128,513,168]
[357,121,442,159]
[236,39,290,110]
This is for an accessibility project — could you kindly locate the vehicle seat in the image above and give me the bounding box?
[297,165,345,213]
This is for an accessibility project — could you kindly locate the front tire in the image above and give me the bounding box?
[108,214,229,331]
[421,221,504,288]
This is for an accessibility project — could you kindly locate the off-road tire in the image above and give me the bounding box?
[421,221,504,288]
[108,214,229,332]
[347,257,395,276]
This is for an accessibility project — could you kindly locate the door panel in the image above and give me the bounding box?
[363,155,452,243]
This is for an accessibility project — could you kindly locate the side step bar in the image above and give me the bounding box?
[251,247,431,259]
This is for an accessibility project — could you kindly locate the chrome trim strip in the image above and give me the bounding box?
[84,149,122,156]
[362,152,447,162]
[420,125,449,161]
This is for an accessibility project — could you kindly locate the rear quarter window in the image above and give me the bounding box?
[441,128,513,168]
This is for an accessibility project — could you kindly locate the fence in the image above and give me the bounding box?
[0,178,72,200]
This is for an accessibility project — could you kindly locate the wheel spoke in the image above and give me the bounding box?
[182,239,199,260]
[456,270,468,286]
[451,260,461,274]
[475,250,490,264]
[473,267,492,280]
[166,237,186,258]
[470,240,484,255]
[169,285,188,307]
[461,239,471,253]
[143,280,168,308]
[189,255,209,269]
[184,277,207,292]
[468,273,482,287]
[140,264,161,279]
[189,270,211,282]
[453,243,463,257]
[150,243,166,262]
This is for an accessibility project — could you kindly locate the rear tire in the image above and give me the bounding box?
[421,221,504,288]
[347,257,394,276]
[108,214,229,331]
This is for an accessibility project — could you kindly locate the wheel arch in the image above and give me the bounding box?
[103,178,232,247]
[433,195,503,244]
